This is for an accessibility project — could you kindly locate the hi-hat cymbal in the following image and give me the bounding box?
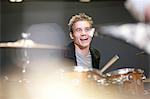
[0,39,64,49]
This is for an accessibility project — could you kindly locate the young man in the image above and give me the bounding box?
[64,13,100,70]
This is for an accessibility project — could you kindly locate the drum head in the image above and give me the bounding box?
[105,68,144,77]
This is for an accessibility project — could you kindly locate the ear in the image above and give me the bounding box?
[69,32,74,40]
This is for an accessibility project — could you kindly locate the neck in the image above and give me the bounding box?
[75,44,90,56]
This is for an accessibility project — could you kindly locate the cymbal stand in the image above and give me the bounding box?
[18,33,31,83]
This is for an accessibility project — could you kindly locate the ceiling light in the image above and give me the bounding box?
[80,0,91,3]
[9,0,23,2]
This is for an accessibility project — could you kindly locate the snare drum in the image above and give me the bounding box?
[62,66,102,86]
[105,68,146,95]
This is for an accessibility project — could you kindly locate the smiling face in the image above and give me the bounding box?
[70,20,92,49]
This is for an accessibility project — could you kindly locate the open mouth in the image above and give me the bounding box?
[80,38,88,41]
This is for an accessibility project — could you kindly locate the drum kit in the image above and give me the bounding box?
[0,33,149,98]
[61,56,148,98]
[61,67,149,99]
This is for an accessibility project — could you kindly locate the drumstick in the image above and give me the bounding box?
[100,55,119,75]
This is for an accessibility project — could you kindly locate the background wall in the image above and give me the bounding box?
[0,0,149,78]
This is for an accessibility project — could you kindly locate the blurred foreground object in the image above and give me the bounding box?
[98,0,150,54]
[99,23,150,54]
[125,0,150,22]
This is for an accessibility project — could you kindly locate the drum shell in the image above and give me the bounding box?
[105,68,145,95]
[62,70,102,86]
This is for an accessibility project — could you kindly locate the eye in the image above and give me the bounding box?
[75,28,82,32]
[85,27,91,32]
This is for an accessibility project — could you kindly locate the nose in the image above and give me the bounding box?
[81,30,86,35]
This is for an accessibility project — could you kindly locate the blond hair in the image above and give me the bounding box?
[68,13,93,32]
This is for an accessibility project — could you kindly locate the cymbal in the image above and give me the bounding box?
[0,39,64,49]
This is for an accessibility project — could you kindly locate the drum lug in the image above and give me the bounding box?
[141,74,146,80]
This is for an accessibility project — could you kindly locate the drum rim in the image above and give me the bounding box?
[105,68,144,77]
